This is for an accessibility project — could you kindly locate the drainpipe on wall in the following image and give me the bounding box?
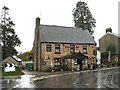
[87,58,88,69]
[39,42,42,71]
[71,59,72,71]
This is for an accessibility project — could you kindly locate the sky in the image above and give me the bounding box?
[0,0,119,53]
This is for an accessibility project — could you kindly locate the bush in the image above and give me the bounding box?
[84,66,87,70]
[108,61,111,64]
[115,61,118,64]
[114,61,118,66]
[73,68,77,71]
[106,44,116,54]
[118,61,120,66]
[47,67,54,72]
[111,60,115,66]
[54,67,61,71]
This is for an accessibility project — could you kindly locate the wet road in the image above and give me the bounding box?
[1,67,120,89]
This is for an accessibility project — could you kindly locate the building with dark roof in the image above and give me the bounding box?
[99,29,120,54]
[33,17,97,71]
[2,56,22,67]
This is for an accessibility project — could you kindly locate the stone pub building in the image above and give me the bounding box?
[33,17,96,71]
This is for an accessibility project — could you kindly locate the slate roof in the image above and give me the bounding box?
[2,56,21,64]
[39,25,96,44]
[99,32,120,40]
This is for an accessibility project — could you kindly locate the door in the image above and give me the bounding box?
[77,58,83,71]
[80,59,82,71]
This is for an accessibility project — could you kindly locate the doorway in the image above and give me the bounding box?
[77,58,83,71]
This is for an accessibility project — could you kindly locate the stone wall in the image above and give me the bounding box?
[33,17,41,71]
[40,43,96,70]
[99,33,120,53]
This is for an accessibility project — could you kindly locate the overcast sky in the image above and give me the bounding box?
[0,0,119,53]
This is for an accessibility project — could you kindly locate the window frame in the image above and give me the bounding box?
[82,58,85,64]
[70,45,75,53]
[55,44,60,54]
[46,44,52,52]
[93,50,96,55]
[54,58,61,67]
[83,45,87,54]
[74,59,77,65]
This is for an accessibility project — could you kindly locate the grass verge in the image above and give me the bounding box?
[0,69,24,76]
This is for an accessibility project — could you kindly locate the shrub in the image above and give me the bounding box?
[54,67,61,71]
[114,61,118,66]
[47,67,54,72]
[115,61,118,64]
[15,66,22,71]
[118,61,120,66]
[84,66,87,70]
[106,44,116,54]
[73,67,77,71]
[108,61,111,64]
[111,60,115,66]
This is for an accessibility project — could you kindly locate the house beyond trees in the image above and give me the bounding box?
[33,17,97,71]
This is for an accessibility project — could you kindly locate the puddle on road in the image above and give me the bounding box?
[97,70,103,88]
[2,75,36,88]
[17,75,35,88]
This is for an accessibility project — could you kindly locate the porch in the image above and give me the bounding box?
[54,52,88,71]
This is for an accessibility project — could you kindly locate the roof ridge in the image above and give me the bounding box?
[110,33,120,38]
[99,32,120,40]
[40,24,81,29]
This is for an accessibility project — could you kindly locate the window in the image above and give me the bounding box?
[70,45,75,52]
[46,45,52,52]
[55,45,60,54]
[76,46,79,48]
[43,62,46,65]
[93,50,96,55]
[54,58,61,67]
[82,58,85,64]
[83,45,87,53]
[74,59,77,65]
[65,60,67,65]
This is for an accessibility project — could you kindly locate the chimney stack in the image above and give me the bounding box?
[36,17,40,27]
[83,21,88,30]
[106,27,112,33]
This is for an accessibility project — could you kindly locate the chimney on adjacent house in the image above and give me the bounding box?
[36,17,40,27]
[83,21,88,30]
[106,27,112,33]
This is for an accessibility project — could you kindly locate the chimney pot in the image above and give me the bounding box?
[106,27,112,33]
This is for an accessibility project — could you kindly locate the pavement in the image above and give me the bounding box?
[22,66,120,79]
